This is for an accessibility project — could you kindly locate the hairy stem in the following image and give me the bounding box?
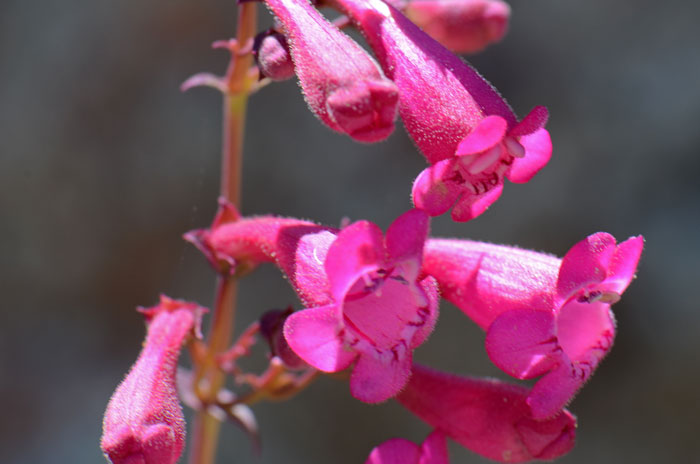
[189,3,258,464]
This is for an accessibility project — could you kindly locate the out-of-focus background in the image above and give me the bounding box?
[2,0,699,462]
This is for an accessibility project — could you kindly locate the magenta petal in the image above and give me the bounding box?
[366,439,421,464]
[385,209,430,269]
[507,128,552,184]
[350,351,413,403]
[283,228,338,307]
[325,221,385,302]
[412,160,463,217]
[514,410,576,460]
[450,182,503,221]
[419,430,449,464]
[556,232,617,301]
[410,276,441,348]
[283,306,355,372]
[527,361,581,420]
[485,309,561,379]
[456,115,508,156]
[605,235,644,294]
[509,106,549,137]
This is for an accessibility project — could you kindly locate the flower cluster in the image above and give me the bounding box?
[100,1,644,463]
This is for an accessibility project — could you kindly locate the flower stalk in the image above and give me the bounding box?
[188,4,258,464]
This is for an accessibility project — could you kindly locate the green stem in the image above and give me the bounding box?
[188,3,257,464]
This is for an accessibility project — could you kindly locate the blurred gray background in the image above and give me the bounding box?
[2,0,699,462]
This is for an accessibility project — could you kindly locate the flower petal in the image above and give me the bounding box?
[419,430,449,464]
[325,220,385,302]
[556,232,617,302]
[385,209,430,271]
[366,439,420,464]
[455,115,508,156]
[527,361,581,420]
[605,235,644,294]
[450,182,503,222]
[507,128,552,184]
[412,160,464,217]
[350,350,413,403]
[283,305,356,372]
[509,105,549,137]
[485,309,561,379]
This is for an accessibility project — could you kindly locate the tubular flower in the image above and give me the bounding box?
[283,209,439,403]
[332,0,550,221]
[403,0,510,54]
[263,0,399,142]
[422,233,643,418]
[366,430,449,464]
[186,203,439,403]
[101,296,206,464]
[397,364,577,463]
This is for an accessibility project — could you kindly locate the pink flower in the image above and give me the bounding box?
[422,233,644,418]
[101,296,206,464]
[366,430,449,464]
[333,0,551,221]
[283,209,440,403]
[397,364,577,463]
[186,202,439,402]
[264,0,399,142]
[403,0,510,54]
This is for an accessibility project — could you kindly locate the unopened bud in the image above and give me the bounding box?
[101,296,206,464]
[404,0,510,54]
[259,307,306,369]
[263,0,399,142]
[254,31,295,81]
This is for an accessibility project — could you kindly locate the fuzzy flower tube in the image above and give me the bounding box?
[263,0,400,142]
[186,204,439,403]
[332,0,551,221]
[101,296,206,464]
[422,233,644,418]
[397,364,577,463]
[365,430,449,464]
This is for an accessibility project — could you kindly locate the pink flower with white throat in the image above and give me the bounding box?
[332,0,551,221]
[366,430,449,464]
[283,209,440,403]
[101,296,206,464]
[422,233,643,418]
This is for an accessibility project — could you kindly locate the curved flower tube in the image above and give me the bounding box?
[397,364,577,463]
[422,233,643,418]
[332,0,551,221]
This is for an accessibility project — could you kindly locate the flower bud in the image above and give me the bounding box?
[254,30,295,81]
[101,296,206,464]
[259,307,306,368]
[263,0,399,142]
[404,0,510,54]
